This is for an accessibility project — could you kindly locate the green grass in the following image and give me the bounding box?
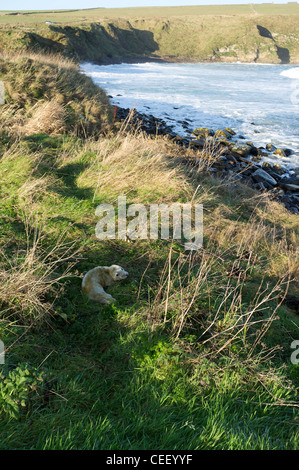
[0,4,299,24]
[0,126,298,449]
[1,325,298,450]
[0,5,298,63]
[0,47,298,451]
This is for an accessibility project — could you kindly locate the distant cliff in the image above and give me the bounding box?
[0,14,298,64]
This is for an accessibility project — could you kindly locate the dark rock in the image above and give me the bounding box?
[242,168,255,177]
[280,183,299,192]
[266,143,277,152]
[263,181,275,190]
[215,129,232,139]
[272,163,283,174]
[252,168,277,186]
[273,148,287,158]
[230,144,252,157]
[253,182,266,191]
[280,176,299,185]
[189,139,205,148]
[266,169,283,181]
[224,127,236,136]
[193,127,214,137]
[290,206,299,214]
[249,146,259,156]
[251,156,262,163]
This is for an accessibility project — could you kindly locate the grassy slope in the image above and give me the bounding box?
[0,53,298,450]
[0,53,111,136]
[0,5,299,63]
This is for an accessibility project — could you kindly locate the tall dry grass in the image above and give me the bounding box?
[76,126,194,205]
[0,50,111,137]
[22,99,67,136]
[0,50,78,70]
[144,242,290,363]
[0,211,80,328]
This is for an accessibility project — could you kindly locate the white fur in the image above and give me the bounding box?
[82,265,128,304]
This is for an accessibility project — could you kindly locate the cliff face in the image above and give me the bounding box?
[130,15,298,64]
[0,15,298,64]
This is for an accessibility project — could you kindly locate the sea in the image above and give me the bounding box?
[80,61,299,169]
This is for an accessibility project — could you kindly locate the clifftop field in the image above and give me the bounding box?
[0,4,299,63]
[1,3,299,22]
[0,4,299,451]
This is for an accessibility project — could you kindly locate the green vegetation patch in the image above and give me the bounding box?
[0,48,298,450]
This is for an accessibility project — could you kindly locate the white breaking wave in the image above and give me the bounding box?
[280,67,299,79]
[81,62,299,169]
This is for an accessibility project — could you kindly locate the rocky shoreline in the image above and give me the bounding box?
[116,106,299,214]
